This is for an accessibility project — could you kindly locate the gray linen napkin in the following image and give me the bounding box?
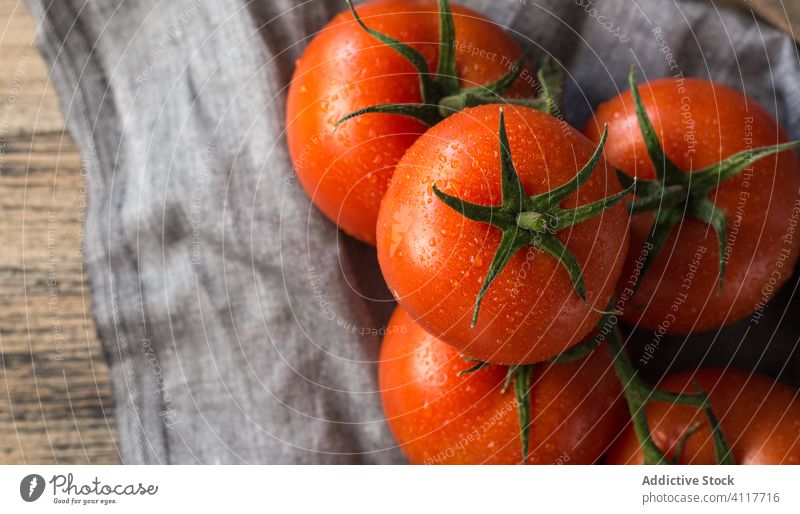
[26,0,800,464]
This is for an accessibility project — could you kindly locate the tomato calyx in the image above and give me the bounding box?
[336,0,549,129]
[457,336,604,464]
[599,313,735,465]
[620,66,800,293]
[433,109,633,326]
[458,357,534,463]
[438,54,565,117]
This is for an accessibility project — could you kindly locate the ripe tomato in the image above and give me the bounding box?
[607,368,800,464]
[379,307,625,464]
[584,77,800,333]
[376,105,629,364]
[286,0,534,245]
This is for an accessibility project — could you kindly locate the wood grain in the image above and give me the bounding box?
[0,0,119,464]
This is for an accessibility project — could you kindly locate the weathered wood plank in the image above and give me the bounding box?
[0,0,119,464]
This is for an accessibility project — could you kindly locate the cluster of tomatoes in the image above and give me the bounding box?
[286,0,800,464]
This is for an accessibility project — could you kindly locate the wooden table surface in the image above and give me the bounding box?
[0,0,797,465]
[0,0,119,464]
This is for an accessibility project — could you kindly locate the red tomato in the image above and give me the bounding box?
[585,78,800,333]
[376,105,629,364]
[607,368,800,464]
[286,0,533,245]
[379,307,625,464]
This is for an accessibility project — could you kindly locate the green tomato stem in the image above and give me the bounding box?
[603,322,733,465]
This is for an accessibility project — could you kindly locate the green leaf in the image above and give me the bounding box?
[471,228,529,327]
[634,207,682,291]
[628,184,685,214]
[692,140,800,193]
[514,365,534,463]
[687,198,728,292]
[536,55,564,116]
[498,110,527,211]
[628,66,684,184]
[555,179,635,230]
[336,103,442,127]
[530,126,608,210]
[615,168,637,189]
[438,88,547,118]
[616,168,665,199]
[432,184,507,224]
[535,233,586,300]
[346,0,437,103]
[434,0,459,95]
[549,336,600,363]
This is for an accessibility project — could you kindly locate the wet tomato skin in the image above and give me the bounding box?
[377,105,629,364]
[607,368,800,464]
[379,307,626,464]
[286,0,532,245]
[584,78,800,333]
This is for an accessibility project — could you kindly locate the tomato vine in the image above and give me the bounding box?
[620,66,800,292]
[337,0,551,127]
[598,313,735,465]
[434,110,632,325]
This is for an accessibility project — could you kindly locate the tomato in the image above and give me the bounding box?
[379,307,625,464]
[584,77,800,333]
[607,368,800,464]
[286,0,534,245]
[376,105,629,364]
